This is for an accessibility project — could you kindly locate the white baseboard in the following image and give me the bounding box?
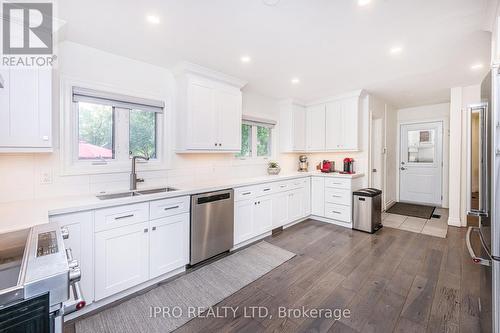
[231,217,309,250]
[385,200,396,211]
[447,216,462,227]
[310,215,352,229]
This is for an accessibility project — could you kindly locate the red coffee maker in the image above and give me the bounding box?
[321,160,334,173]
[343,158,354,174]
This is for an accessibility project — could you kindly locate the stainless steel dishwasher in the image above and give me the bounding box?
[190,189,234,265]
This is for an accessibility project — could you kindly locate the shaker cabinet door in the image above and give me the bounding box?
[149,214,189,278]
[94,222,149,300]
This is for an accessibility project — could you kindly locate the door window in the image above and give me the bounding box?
[407,129,435,163]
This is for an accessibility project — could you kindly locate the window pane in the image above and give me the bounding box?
[129,110,157,158]
[407,129,435,163]
[257,126,271,157]
[236,124,252,158]
[78,102,114,160]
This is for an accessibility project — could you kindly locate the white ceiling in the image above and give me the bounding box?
[56,0,492,107]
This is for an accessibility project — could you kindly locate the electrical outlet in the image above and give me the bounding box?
[40,171,53,184]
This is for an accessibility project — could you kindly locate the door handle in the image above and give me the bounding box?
[467,209,488,217]
[466,227,491,266]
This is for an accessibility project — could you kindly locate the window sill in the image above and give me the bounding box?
[61,160,167,176]
[232,156,273,166]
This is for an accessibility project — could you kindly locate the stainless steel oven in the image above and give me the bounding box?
[0,223,85,332]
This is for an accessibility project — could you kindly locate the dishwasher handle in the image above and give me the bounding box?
[195,191,232,205]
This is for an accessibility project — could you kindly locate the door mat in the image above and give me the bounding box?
[387,202,435,219]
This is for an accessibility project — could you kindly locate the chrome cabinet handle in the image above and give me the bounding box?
[115,214,134,220]
[331,211,341,214]
[164,205,180,211]
[152,226,156,231]
[144,228,148,233]
[263,188,271,192]
[466,227,491,266]
[400,167,406,170]
[242,192,251,195]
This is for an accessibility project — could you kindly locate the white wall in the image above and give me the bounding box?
[448,84,481,226]
[385,104,398,207]
[0,42,282,203]
[396,102,451,208]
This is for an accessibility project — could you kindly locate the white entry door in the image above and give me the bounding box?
[400,121,443,205]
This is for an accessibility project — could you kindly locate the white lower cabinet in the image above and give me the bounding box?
[93,196,190,301]
[51,211,94,305]
[254,196,273,235]
[310,176,363,226]
[149,213,189,279]
[272,192,289,228]
[94,222,150,300]
[234,177,310,246]
[311,177,325,216]
[287,189,304,222]
[234,200,255,244]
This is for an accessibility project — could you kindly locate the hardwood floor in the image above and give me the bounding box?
[175,219,481,333]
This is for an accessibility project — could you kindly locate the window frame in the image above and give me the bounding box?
[61,78,168,175]
[235,121,275,162]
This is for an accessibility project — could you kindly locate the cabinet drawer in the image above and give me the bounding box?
[234,186,259,201]
[150,196,190,220]
[325,203,351,222]
[324,178,351,189]
[275,181,292,193]
[289,177,307,190]
[95,203,149,232]
[325,188,351,205]
[256,183,275,196]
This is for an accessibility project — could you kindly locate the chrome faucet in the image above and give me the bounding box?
[130,155,149,190]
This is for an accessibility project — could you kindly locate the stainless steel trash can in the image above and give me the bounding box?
[353,188,382,233]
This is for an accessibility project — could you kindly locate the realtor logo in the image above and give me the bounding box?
[2,2,53,54]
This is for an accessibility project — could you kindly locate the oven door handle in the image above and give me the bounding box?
[466,227,491,266]
[63,248,86,314]
[63,281,86,315]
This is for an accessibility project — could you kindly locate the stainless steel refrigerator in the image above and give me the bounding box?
[466,66,500,333]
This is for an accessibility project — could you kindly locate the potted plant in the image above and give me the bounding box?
[268,161,281,175]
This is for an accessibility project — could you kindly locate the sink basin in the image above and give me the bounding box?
[96,191,142,200]
[136,187,178,195]
[96,187,178,200]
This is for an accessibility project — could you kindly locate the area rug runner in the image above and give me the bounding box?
[76,241,295,333]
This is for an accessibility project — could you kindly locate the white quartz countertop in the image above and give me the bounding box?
[0,171,364,234]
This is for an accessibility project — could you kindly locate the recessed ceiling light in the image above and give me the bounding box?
[263,0,280,6]
[471,63,484,70]
[240,56,251,63]
[291,78,300,84]
[146,15,160,24]
[389,46,403,55]
[358,0,372,7]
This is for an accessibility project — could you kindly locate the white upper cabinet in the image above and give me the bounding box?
[0,67,52,152]
[306,104,326,151]
[280,91,363,153]
[292,104,307,151]
[279,100,306,152]
[175,63,246,152]
[216,87,242,151]
[325,95,361,151]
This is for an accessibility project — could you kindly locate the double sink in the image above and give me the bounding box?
[96,187,178,200]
